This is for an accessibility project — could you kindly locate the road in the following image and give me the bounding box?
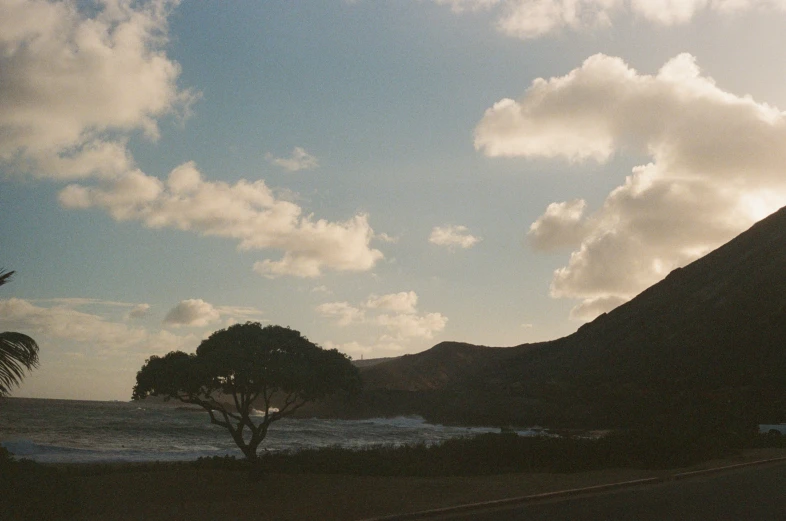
[434,462,786,520]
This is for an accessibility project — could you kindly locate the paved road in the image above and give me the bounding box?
[436,462,786,520]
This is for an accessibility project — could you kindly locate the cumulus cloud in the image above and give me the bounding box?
[376,233,399,244]
[2,2,381,279]
[0,298,202,363]
[316,302,366,326]
[0,298,147,349]
[0,0,194,178]
[375,312,448,339]
[128,304,151,319]
[365,291,418,314]
[529,199,588,250]
[164,299,220,327]
[429,225,481,249]
[476,53,786,319]
[163,299,264,327]
[317,291,448,341]
[266,147,319,172]
[431,0,786,38]
[60,162,384,278]
[323,340,374,358]
[569,295,629,321]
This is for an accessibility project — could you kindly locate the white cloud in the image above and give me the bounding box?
[323,340,374,357]
[163,299,220,327]
[431,0,786,38]
[568,295,629,321]
[365,291,418,314]
[528,199,588,250]
[33,298,136,308]
[318,291,448,343]
[375,312,448,339]
[128,304,151,319]
[60,162,384,278]
[2,3,382,280]
[162,299,263,327]
[429,225,481,249]
[376,233,399,244]
[316,302,366,326]
[0,298,147,350]
[266,147,319,172]
[214,305,265,321]
[0,0,194,178]
[477,53,786,319]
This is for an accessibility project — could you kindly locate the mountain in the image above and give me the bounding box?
[311,206,786,430]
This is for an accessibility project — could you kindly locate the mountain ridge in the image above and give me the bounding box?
[309,206,786,429]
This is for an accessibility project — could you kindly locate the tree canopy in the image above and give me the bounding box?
[0,269,39,397]
[133,323,361,461]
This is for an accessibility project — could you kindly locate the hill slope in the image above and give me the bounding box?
[314,206,786,429]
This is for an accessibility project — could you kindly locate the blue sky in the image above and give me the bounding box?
[2,0,786,400]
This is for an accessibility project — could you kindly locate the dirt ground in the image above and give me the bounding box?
[66,448,786,521]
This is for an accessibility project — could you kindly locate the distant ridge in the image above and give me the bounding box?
[351,357,395,368]
[308,206,786,429]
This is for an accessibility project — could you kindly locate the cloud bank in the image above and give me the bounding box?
[0,0,194,178]
[60,162,383,278]
[0,298,194,355]
[433,0,786,38]
[476,53,786,319]
[318,291,448,355]
[3,1,383,279]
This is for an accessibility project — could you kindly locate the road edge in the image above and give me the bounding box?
[359,456,786,521]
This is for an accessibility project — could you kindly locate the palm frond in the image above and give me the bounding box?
[0,332,40,396]
[0,269,14,288]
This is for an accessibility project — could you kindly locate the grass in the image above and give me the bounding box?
[3,431,786,520]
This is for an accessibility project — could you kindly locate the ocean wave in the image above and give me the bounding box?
[0,399,549,464]
[1,438,239,464]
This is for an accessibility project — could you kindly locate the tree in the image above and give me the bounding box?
[0,270,39,397]
[132,322,361,461]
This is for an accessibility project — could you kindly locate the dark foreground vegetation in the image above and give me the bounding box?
[211,426,770,476]
[0,447,81,520]
[5,429,786,520]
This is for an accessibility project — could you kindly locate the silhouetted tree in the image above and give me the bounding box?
[0,270,39,396]
[132,323,361,461]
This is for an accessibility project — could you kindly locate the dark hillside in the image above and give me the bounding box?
[359,342,508,391]
[307,206,786,430]
[495,204,786,428]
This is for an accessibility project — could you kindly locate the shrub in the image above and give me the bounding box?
[0,451,82,520]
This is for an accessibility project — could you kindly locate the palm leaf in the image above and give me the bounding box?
[0,332,39,396]
[0,269,14,288]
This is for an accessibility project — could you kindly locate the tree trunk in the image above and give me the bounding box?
[240,444,258,462]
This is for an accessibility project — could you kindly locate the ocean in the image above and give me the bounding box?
[0,398,540,464]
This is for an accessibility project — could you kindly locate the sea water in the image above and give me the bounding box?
[0,398,540,464]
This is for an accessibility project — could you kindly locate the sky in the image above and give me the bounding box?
[2,0,786,401]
